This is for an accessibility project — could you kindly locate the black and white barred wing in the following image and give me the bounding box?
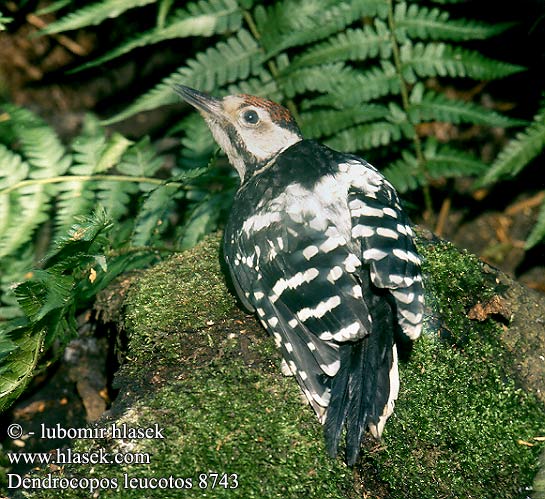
[342,158,424,341]
[224,200,374,421]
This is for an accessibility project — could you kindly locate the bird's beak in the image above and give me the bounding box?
[173,85,223,118]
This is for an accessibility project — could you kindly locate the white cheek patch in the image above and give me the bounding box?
[243,125,301,162]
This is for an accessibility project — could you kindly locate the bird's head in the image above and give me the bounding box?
[175,85,303,182]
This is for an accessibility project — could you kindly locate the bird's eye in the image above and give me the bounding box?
[242,109,260,125]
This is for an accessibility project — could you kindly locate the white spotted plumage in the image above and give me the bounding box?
[175,85,424,466]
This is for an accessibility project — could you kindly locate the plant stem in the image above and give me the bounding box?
[386,0,433,219]
[0,175,183,196]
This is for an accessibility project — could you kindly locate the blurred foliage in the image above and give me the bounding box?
[0,106,233,410]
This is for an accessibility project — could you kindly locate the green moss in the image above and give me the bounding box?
[15,234,353,499]
[123,233,236,361]
[363,237,545,498]
[23,328,353,499]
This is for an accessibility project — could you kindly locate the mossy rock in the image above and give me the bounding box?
[7,232,545,499]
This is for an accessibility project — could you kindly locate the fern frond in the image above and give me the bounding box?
[0,247,34,319]
[0,145,29,191]
[300,105,389,138]
[0,320,46,413]
[71,0,243,72]
[409,87,526,127]
[117,137,164,176]
[39,0,156,34]
[255,0,388,57]
[103,29,262,124]
[96,181,139,221]
[95,139,163,220]
[0,15,12,30]
[130,165,209,247]
[303,62,400,109]
[395,3,511,41]
[401,42,525,82]
[382,152,423,193]
[0,104,45,146]
[54,116,108,233]
[130,183,181,247]
[55,181,96,236]
[0,185,51,259]
[69,115,108,174]
[226,71,280,100]
[326,121,405,152]
[177,191,230,250]
[278,63,357,99]
[291,22,391,68]
[425,144,488,178]
[36,0,72,15]
[15,125,72,178]
[479,101,545,185]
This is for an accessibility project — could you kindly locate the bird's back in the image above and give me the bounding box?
[223,140,421,464]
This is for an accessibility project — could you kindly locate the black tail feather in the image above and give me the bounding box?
[324,291,396,466]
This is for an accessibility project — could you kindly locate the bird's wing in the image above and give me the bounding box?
[224,194,373,420]
[342,157,424,341]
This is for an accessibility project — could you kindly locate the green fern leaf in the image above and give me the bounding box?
[0,144,29,191]
[479,101,545,185]
[0,248,34,320]
[55,181,96,236]
[279,63,357,99]
[103,29,263,124]
[94,138,163,221]
[71,0,243,72]
[39,0,156,34]
[15,125,72,178]
[382,152,423,193]
[256,0,388,57]
[304,62,400,109]
[96,181,139,221]
[36,0,72,15]
[300,105,389,138]
[178,192,229,250]
[0,186,51,259]
[117,137,164,177]
[0,15,12,30]
[291,22,391,68]
[425,144,488,178]
[395,3,511,41]
[15,270,74,323]
[131,183,183,247]
[0,146,28,245]
[0,319,46,413]
[0,104,46,145]
[525,199,545,248]
[409,87,526,127]
[54,120,134,235]
[401,42,525,82]
[130,165,207,247]
[326,121,405,152]
[54,116,109,233]
[226,71,280,100]
[69,114,108,174]
[178,114,217,169]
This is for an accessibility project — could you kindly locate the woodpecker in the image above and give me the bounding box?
[174,85,424,466]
